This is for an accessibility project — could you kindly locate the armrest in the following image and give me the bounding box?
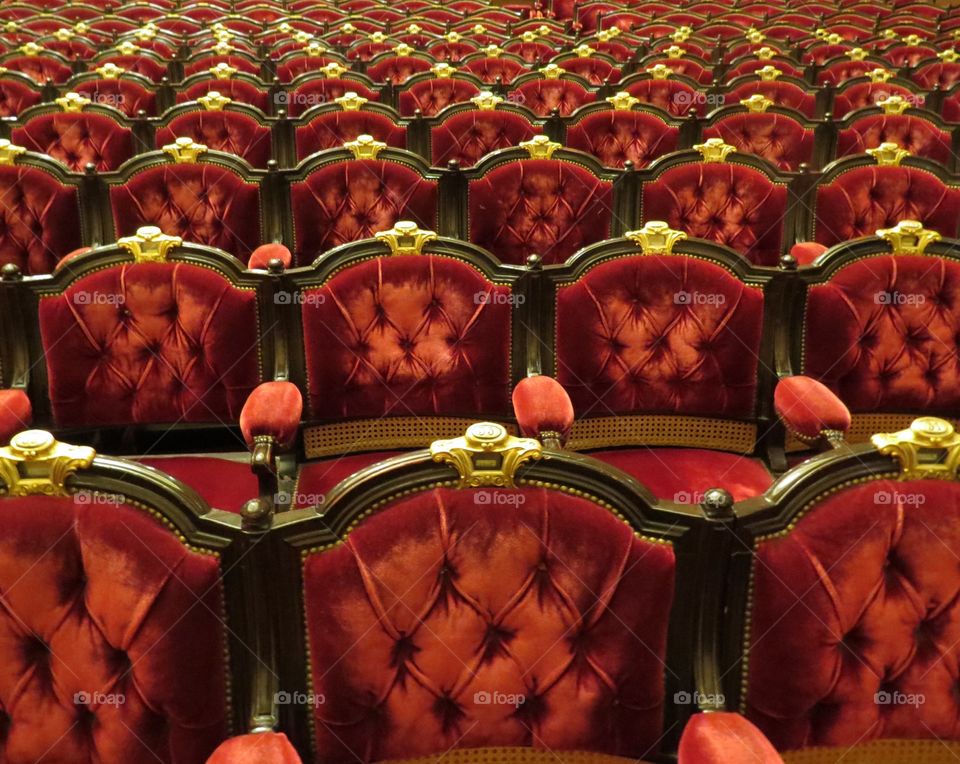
[678,712,783,763]
[206,731,302,764]
[0,389,31,444]
[775,375,850,448]
[511,375,574,448]
[240,382,303,501]
[54,246,93,271]
[789,242,828,266]
[249,243,292,270]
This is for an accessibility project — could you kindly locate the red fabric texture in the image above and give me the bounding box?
[0,79,42,117]
[503,40,554,63]
[641,59,712,84]
[109,164,263,260]
[155,112,273,168]
[294,451,404,506]
[816,61,878,85]
[812,166,960,246]
[300,255,512,419]
[0,164,83,275]
[912,62,960,89]
[137,456,257,514]
[790,242,829,265]
[565,111,680,169]
[555,255,765,418]
[398,79,482,117]
[276,56,343,83]
[205,732,302,764]
[746,480,960,750]
[184,55,260,78]
[556,59,622,86]
[468,159,613,265]
[641,163,787,266]
[624,80,708,117]
[303,486,675,760]
[803,255,960,414]
[508,80,596,116]
[774,376,852,440]
[702,114,815,171]
[461,57,528,84]
[2,55,73,84]
[837,115,953,165]
[431,111,538,168]
[294,113,406,162]
[12,113,135,172]
[678,713,783,763]
[286,79,379,117]
[0,389,31,442]
[179,81,271,113]
[512,375,574,443]
[73,79,158,117]
[248,243,291,269]
[56,246,93,269]
[0,494,227,761]
[724,82,817,118]
[239,380,303,447]
[726,59,804,79]
[365,57,433,85]
[289,160,437,266]
[39,262,261,427]
[832,83,919,119]
[95,55,168,83]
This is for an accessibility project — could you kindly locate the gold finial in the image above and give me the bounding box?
[3,21,16,33]
[539,63,563,79]
[470,91,503,110]
[74,22,89,34]
[596,29,615,42]
[755,46,776,60]
[746,28,765,44]
[472,24,487,35]
[484,44,503,57]
[882,29,898,40]
[117,225,183,262]
[95,63,125,79]
[344,134,386,159]
[872,417,960,480]
[740,94,773,112]
[663,44,686,59]
[824,32,844,45]
[197,91,231,110]
[671,26,692,42]
[394,43,414,56]
[55,92,91,112]
[0,431,95,497]
[162,137,208,163]
[537,25,551,36]
[847,47,868,61]
[374,220,438,255]
[408,23,423,35]
[877,94,910,114]
[341,23,357,34]
[444,30,461,42]
[368,31,386,43]
[868,67,893,82]
[520,30,538,42]
[213,30,233,44]
[876,219,941,255]
[430,422,542,488]
[573,43,595,57]
[116,41,140,55]
[0,140,26,166]
[814,27,828,39]
[756,65,782,81]
[334,91,367,110]
[319,61,347,78]
[304,41,325,56]
[625,221,687,255]
[519,135,561,158]
[646,63,673,79]
[606,91,639,110]
[902,33,923,46]
[276,22,294,33]
[209,62,237,79]
[54,27,74,41]
[866,141,910,166]
[694,138,736,162]
[293,30,314,43]
[19,42,43,56]
[431,62,456,78]
[940,49,960,63]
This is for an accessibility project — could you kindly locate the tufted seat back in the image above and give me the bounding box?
[641,163,787,266]
[566,111,679,169]
[812,166,960,246]
[0,164,83,274]
[555,59,622,86]
[0,493,228,762]
[398,79,483,117]
[703,114,815,171]
[461,57,528,84]
[837,115,953,165]
[276,56,343,83]
[832,83,919,118]
[12,113,136,173]
[745,479,960,751]
[2,55,73,84]
[431,111,539,167]
[884,45,937,67]
[156,112,273,168]
[554,254,764,419]
[303,485,675,761]
[179,80,271,112]
[642,59,712,84]
[816,61,882,85]
[503,41,555,63]
[508,80,595,117]
[299,254,513,420]
[286,79,379,117]
[366,57,433,86]
[73,79,158,117]
[289,160,438,266]
[94,55,169,83]
[725,59,805,80]
[724,81,817,117]
[912,62,960,89]
[0,79,41,117]
[295,112,406,161]
[183,55,260,78]
[426,42,478,62]
[468,159,613,265]
[624,80,706,116]
[109,164,263,260]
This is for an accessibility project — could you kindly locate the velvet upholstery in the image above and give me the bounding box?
[790,241,829,266]
[156,112,272,168]
[109,165,263,259]
[294,113,405,161]
[803,254,960,414]
[398,79,483,117]
[565,112,680,169]
[137,456,257,514]
[623,80,708,117]
[303,486,676,760]
[248,242,292,270]
[702,114,814,171]
[239,380,303,448]
[555,59,622,86]
[555,255,765,417]
[837,115,953,165]
[943,92,960,123]
[206,732,303,764]
[2,55,72,84]
[678,713,783,763]
[275,56,343,83]
[294,451,405,506]
[0,493,227,761]
[73,79,158,117]
[642,59,712,84]
[912,62,960,89]
[39,262,262,427]
[0,79,41,117]
[0,389,31,442]
[512,375,575,444]
[461,57,528,84]
[774,376,852,441]
[816,61,878,85]
[811,166,960,246]
[725,59,805,79]
[503,41,554,63]
[468,159,613,265]
[300,255,512,419]
[289,160,437,266]
[184,55,260,78]
[641,163,787,266]
[746,480,960,750]
[95,55,168,83]
[724,82,818,118]
[286,80,379,117]
[0,164,83,274]
[12,113,136,172]
[431,111,539,167]
[180,81,271,113]
[508,80,596,116]
[832,83,919,118]
[366,57,433,85]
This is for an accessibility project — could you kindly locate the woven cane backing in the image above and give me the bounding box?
[568,415,756,454]
[382,747,646,764]
[782,739,960,763]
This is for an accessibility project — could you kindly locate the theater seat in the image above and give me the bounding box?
[12,109,136,172]
[429,108,539,167]
[509,77,596,116]
[565,105,681,169]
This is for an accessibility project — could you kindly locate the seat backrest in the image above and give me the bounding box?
[1,54,73,84]
[366,56,433,85]
[180,79,272,113]
[832,82,920,118]
[702,113,815,171]
[836,114,953,166]
[275,55,344,83]
[398,78,482,117]
[509,79,596,117]
[287,79,379,117]
[817,60,883,85]
[72,78,158,117]
[294,111,406,162]
[555,58,622,86]
[93,54,169,84]
[565,109,680,169]
[0,78,42,117]
[12,111,136,173]
[912,61,960,89]
[724,81,817,118]
[624,79,708,117]
[155,111,274,169]
[430,109,539,167]
[461,56,528,84]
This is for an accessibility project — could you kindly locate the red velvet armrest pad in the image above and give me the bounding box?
[239,381,303,448]
[512,375,575,443]
[678,713,784,763]
[249,243,292,270]
[790,242,828,266]
[775,376,851,441]
[0,389,31,443]
[206,732,303,764]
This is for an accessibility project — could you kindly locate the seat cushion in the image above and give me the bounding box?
[294,451,404,507]
[137,456,257,514]
[587,447,772,502]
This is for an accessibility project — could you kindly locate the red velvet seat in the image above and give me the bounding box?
[276,55,346,83]
[179,79,272,113]
[565,108,681,169]
[554,57,622,86]
[836,113,953,166]
[723,81,818,118]
[640,58,713,84]
[366,56,433,85]
[912,61,960,89]
[92,54,169,84]
[508,79,596,116]
[429,108,540,167]
[832,81,923,118]
[0,77,42,117]
[1,54,72,84]
[137,455,259,514]
[701,111,817,171]
[294,109,406,162]
[817,60,886,85]
[397,78,482,117]
[286,78,379,117]
[184,54,261,78]
[461,56,528,84]
[623,77,710,117]
[12,110,136,172]
[72,77,159,117]
[724,58,805,80]
[155,110,275,168]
